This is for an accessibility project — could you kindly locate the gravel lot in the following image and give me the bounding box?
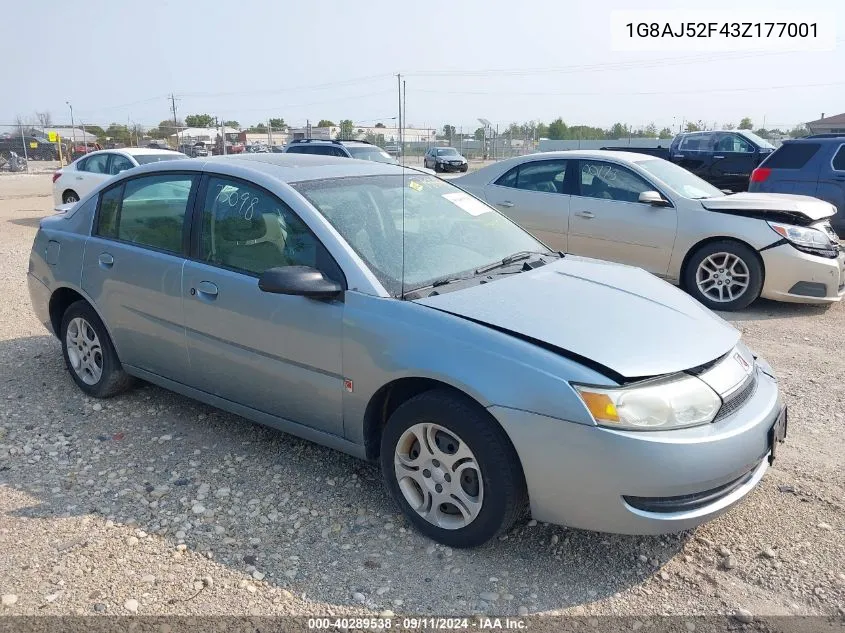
[0,174,843,621]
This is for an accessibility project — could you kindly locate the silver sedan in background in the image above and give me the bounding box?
[29,154,785,547]
[455,151,844,310]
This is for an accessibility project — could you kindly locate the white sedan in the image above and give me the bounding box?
[53,148,188,206]
[453,150,844,310]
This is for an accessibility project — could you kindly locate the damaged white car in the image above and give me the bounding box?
[454,150,845,310]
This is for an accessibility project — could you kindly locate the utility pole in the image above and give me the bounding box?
[170,93,179,149]
[217,116,226,155]
[66,101,77,153]
[267,119,272,146]
[402,79,406,161]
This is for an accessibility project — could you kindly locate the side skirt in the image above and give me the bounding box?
[124,365,367,460]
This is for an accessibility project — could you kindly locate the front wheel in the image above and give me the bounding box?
[380,389,527,547]
[683,241,763,311]
[60,301,133,398]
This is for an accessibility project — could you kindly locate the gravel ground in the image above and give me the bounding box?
[0,174,843,621]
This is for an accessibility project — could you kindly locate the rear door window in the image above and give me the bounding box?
[80,153,110,173]
[831,146,845,171]
[762,143,820,169]
[678,133,714,152]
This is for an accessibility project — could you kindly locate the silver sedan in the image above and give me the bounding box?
[455,151,845,310]
[29,154,784,547]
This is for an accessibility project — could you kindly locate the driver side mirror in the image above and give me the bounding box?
[258,266,342,299]
[638,191,670,207]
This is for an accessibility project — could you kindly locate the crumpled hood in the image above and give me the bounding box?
[415,256,740,379]
[701,192,835,221]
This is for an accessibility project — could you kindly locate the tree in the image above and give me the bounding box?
[536,122,549,138]
[337,119,354,139]
[473,127,485,141]
[643,123,658,137]
[547,118,567,140]
[85,125,107,141]
[249,122,267,133]
[738,117,753,130]
[608,122,628,139]
[685,121,702,132]
[222,120,240,129]
[268,118,286,130]
[658,127,674,139]
[147,118,183,139]
[442,124,456,140]
[184,114,214,128]
[723,122,736,130]
[374,122,386,128]
[105,123,132,145]
[788,124,807,138]
[35,111,52,128]
[317,120,335,128]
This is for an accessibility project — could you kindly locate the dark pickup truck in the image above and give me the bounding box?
[603,130,776,192]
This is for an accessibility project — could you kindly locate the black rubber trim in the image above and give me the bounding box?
[623,462,759,513]
[788,281,827,297]
[758,238,788,252]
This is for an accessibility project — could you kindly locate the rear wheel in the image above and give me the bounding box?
[380,389,527,547]
[684,241,763,311]
[60,301,133,398]
[62,190,79,204]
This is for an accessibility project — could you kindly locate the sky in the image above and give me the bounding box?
[1,0,843,134]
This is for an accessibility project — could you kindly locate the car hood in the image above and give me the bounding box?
[415,256,740,380]
[437,154,464,161]
[700,192,835,221]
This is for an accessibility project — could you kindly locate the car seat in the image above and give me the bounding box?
[214,210,289,275]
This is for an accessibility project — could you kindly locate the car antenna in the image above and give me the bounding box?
[398,73,406,299]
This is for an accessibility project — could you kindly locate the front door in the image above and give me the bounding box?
[481,159,571,251]
[671,132,715,181]
[567,160,677,276]
[81,172,197,382]
[710,133,757,191]
[181,174,345,436]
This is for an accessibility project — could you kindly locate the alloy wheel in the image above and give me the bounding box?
[394,422,483,530]
[65,317,103,385]
[695,252,751,303]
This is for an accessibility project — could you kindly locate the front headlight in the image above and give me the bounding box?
[768,221,837,257]
[573,374,721,431]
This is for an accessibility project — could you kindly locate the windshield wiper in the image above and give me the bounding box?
[475,251,548,275]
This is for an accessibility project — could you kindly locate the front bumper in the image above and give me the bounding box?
[491,362,781,534]
[437,162,467,172]
[760,243,845,304]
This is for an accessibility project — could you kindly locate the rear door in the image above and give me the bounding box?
[180,173,345,435]
[710,132,757,191]
[671,132,715,180]
[567,159,677,275]
[816,144,845,235]
[73,153,114,199]
[480,159,571,251]
[81,172,198,382]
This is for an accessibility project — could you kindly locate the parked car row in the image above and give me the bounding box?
[31,152,791,548]
[0,134,58,161]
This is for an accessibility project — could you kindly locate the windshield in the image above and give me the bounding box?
[293,174,547,296]
[635,159,724,199]
[346,146,398,164]
[738,131,775,150]
[134,153,189,164]
[436,148,459,156]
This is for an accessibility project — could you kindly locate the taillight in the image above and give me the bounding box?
[52,171,62,183]
[750,167,771,183]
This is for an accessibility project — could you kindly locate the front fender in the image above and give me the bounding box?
[340,292,609,446]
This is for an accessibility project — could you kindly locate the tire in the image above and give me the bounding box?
[380,389,527,548]
[62,190,79,204]
[683,240,763,311]
[60,300,133,398]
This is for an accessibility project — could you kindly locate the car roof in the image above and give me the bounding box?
[781,136,845,144]
[202,152,410,182]
[511,149,660,162]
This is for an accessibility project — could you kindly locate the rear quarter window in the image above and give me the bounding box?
[762,143,820,169]
[832,146,845,171]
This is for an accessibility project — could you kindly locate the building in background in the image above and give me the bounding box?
[806,113,845,135]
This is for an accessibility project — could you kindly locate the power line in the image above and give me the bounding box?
[412,79,845,98]
[179,74,393,99]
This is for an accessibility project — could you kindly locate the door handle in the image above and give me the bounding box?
[496,201,514,208]
[195,281,219,298]
[713,155,725,159]
[575,211,595,219]
[97,253,114,268]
